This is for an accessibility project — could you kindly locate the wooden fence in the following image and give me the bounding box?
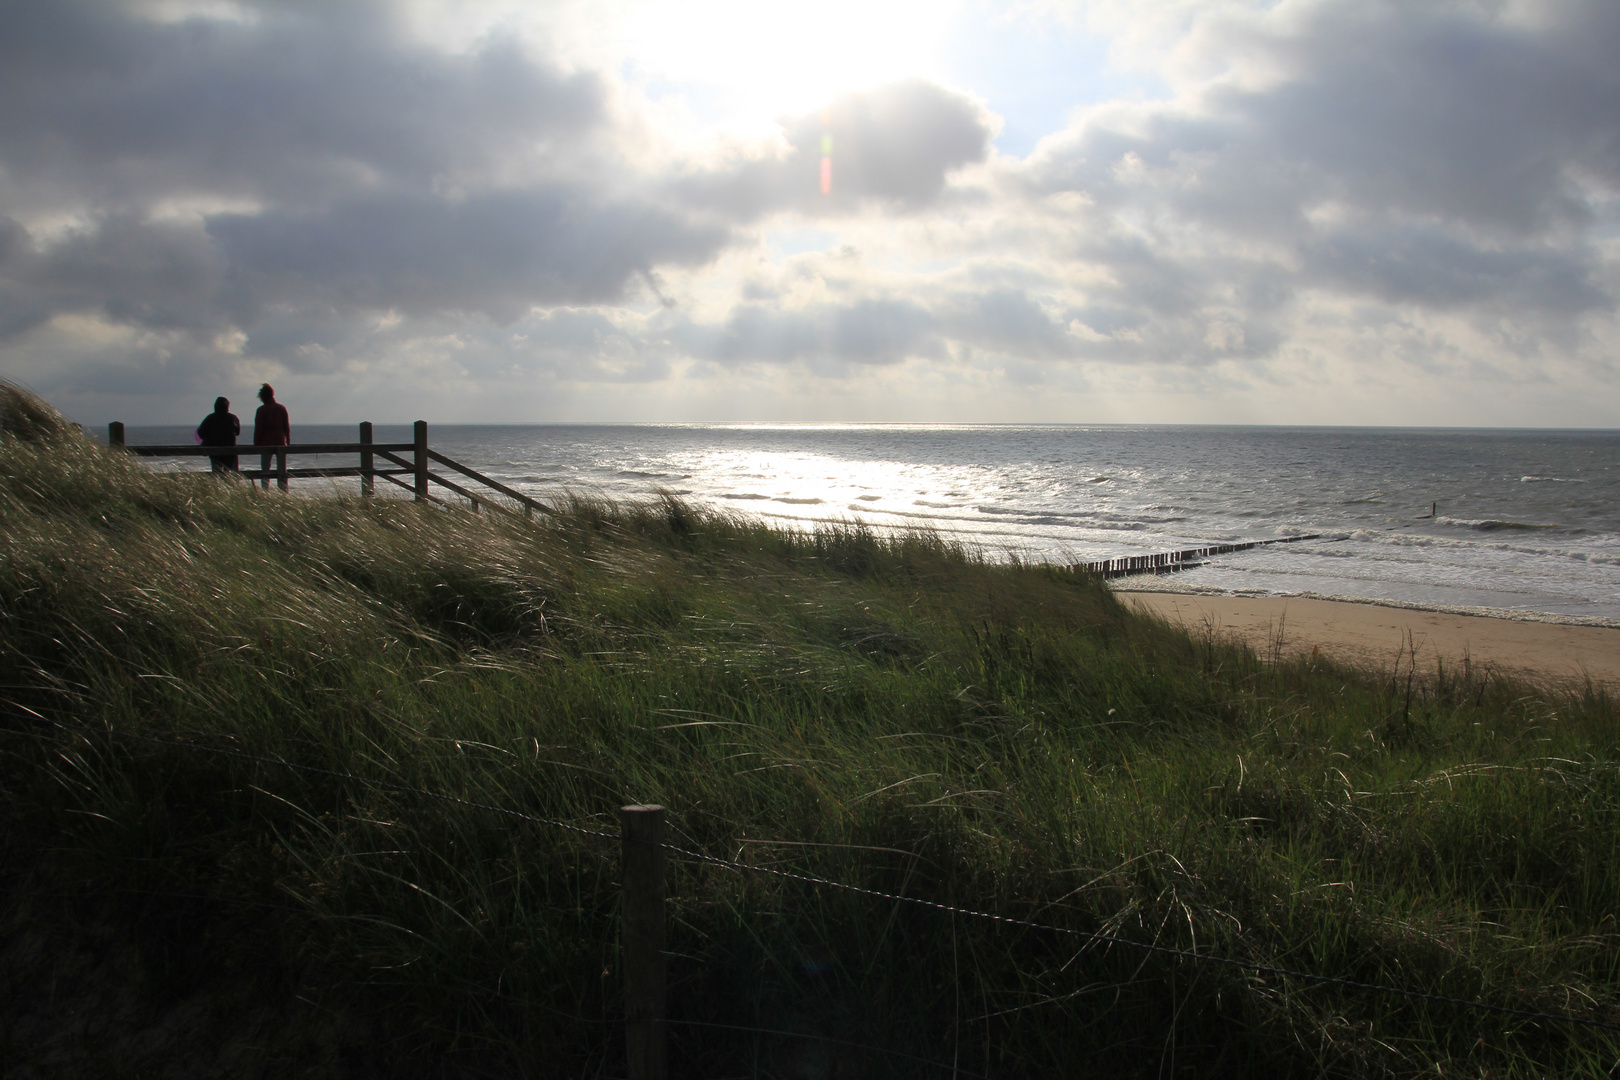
[108,420,553,518]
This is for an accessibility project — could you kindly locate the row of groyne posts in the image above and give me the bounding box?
[106,420,553,517]
[1075,533,1322,579]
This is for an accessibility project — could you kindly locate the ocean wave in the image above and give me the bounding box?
[1346,528,1620,565]
[1437,516,1557,531]
[719,492,770,501]
[1521,476,1586,483]
[775,497,824,505]
[855,495,882,502]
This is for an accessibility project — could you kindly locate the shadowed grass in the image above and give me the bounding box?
[1,383,1617,1077]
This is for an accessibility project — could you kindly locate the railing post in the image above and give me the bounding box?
[359,422,374,497]
[621,804,667,1080]
[108,421,124,448]
[413,420,428,502]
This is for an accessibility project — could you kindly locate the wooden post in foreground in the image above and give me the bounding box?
[412,420,428,502]
[359,422,374,496]
[621,804,667,1080]
[107,421,124,448]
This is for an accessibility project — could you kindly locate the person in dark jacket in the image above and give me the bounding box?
[196,396,240,473]
[253,383,291,490]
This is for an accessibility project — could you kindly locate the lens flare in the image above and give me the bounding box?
[819,109,832,195]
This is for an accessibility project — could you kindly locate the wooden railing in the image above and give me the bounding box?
[108,420,553,518]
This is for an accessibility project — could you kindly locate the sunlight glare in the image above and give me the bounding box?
[623,0,959,126]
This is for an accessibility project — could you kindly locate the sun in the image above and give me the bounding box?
[620,0,960,128]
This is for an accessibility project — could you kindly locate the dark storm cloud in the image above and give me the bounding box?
[1232,1,1620,235]
[672,80,996,218]
[0,212,242,349]
[1034,2,1620,235]
[1303,225,1606,314]
[0,0,735,338]
[1021,0,1620,333]
[207,188,731,321]
[0,0,608,210]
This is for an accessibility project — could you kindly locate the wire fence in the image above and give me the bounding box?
[7,705,1620,1078]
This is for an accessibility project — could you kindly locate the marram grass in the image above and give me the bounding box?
[1,384,1617,1077]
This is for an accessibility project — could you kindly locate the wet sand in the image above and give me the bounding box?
[1121,592,1620,688]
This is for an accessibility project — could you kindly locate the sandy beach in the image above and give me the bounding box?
[1121,591,1620,688]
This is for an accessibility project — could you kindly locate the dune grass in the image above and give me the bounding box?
[1,384,1618,1077]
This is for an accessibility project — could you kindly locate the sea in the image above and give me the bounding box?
[124,423,1620,625]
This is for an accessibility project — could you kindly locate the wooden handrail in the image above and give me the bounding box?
[123,442,414,457]
[424,469,489,509]
[426,449,553,516]
[377,469,447,505]
[374,448,416,476]
[234,467,413,480]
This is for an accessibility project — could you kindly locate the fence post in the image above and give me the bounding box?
[359,422,374,497]
[621,804,667,1080]
[108,421,124,448]
[413,420,428,502]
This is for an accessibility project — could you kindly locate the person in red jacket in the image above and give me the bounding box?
[253,383,291,490]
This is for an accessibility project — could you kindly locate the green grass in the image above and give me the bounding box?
[2,383,1617,1077]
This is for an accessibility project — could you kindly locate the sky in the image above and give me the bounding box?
[1,0,1618,427]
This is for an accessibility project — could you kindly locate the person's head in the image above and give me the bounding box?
[258,383,275,403]
[214,396,229,413]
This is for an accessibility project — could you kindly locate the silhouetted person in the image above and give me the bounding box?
[253,383,291,490]
[196,396,240,474]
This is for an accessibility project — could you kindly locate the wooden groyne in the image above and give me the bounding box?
[1077,534,1321,579]
[108,420,554,518]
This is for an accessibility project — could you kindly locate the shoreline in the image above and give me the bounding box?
[1116,587,1620,687]
[1108,576,1620,629]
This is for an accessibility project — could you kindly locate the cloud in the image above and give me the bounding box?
[1018,0,1620,328]
[0,0,740,336]
[0,213,231,341]
[0,1,609,212]
[0,4,986,348]
[0,0,1616,425]
[672,80,997,218]
[207,188,731,322]
[672,297,942,371]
